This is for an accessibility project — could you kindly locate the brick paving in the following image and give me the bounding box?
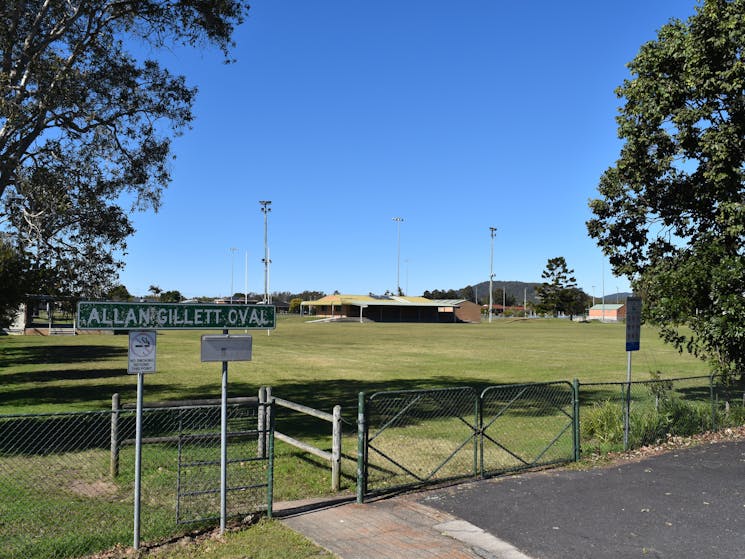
[278,497,483,559]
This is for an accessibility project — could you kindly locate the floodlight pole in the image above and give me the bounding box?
[393,217,403,295]
[260,201,272,304]
[489,227,496,323]
[229,247,237,303]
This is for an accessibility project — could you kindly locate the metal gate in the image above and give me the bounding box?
[359,387,479,497]
[176,402,273,524]
[480,382,577,477]
[358,382,578,500]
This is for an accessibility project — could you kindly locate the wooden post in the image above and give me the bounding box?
[331,405,342,491]
[110,393,120,478]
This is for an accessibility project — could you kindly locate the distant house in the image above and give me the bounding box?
[588,303,626,322]
[300,294,481,323]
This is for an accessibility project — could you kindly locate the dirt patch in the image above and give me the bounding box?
[69,479,119,499]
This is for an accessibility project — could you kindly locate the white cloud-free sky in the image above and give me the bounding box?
[118,0,699,299]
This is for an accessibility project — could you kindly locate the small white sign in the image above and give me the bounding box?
[128,330,157,374]
[200,334,253,362]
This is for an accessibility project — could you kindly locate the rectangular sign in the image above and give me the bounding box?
[201,335,253,362]
[625,297,642,351]
[128,330,157,374]
[77,302,276,330]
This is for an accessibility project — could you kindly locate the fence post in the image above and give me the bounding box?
[265,386,273,456]
[356,392,366,504]
[476,389,482,478]
[258,387,267,458]
[110,393,120,478]
[572,379,580,461]
[710,374,717,431]
[331,405,342,491]
[267,402,275,519]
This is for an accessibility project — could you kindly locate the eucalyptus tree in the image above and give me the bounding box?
[0,0,249,304]
[588,0,745,380]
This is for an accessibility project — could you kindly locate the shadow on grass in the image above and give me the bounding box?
[1,345,127,367]
[0,376,169,408]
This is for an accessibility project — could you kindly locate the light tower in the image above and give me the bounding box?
[489,227,497,323]
[229,247,238,303]
[260,201,272,304]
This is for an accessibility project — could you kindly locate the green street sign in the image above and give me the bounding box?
[77,302,276,330]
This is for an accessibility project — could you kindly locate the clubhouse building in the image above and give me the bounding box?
[300,294,482,323]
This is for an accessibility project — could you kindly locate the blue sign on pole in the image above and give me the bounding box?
[625,297,642,351]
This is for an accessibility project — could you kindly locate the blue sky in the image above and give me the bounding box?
[118,0,699,300]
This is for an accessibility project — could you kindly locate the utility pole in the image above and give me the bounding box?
[489,227,497,323]
[260,201,272,304]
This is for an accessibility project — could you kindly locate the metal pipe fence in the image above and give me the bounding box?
[0,400,273,559]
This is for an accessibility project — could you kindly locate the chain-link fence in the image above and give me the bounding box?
[579,375,719,452]
[358,376,745,500]
[0,400,272,559]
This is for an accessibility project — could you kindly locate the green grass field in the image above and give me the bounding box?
[0,316,705,415]
[0,317,710,558]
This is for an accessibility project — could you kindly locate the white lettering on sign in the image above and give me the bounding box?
[77,302,276,330]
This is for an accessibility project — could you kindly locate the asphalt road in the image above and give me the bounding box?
[419,440,745,558]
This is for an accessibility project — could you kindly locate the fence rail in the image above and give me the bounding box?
[261,386,343,491]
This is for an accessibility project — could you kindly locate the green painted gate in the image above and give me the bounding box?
[357,382,578,500]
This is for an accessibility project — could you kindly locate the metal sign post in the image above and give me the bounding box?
[220,330,229,534]
[200,333,253,533]
[127,331,156,550]
[624,297,642,449]
[74,303,273,547]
